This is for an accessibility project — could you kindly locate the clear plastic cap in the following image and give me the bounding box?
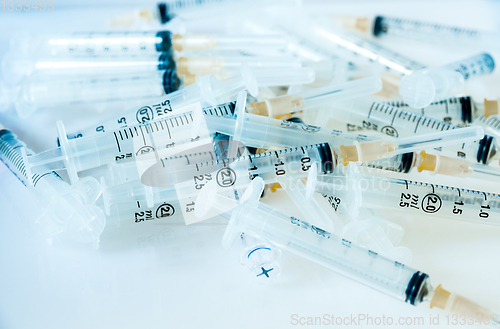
[299,76,383,109]
[342,217,412,264]
[399,68,464,108]
[239,233,283,283]
[34,176,106,245]
[205,65,258,105]
[253,67,316,87]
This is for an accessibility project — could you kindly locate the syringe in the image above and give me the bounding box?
[205,111,483,158]
[328,98,497,164]
[94,123,483,227]
[337,15,500,49]
[399,53,495,108]
[196,177,500,324]
[100,196,182,228]
[0,125,105,245]
[98,139,343,225]
[11,30,286,57]
[387,97,500,143]
[127,123,483,196]
[12,63,308,119]
[309,169,500,227]
[278,15,425,76]
[247,77,383,117]
[11,31,174,57]
[241,17,360,86]
[175,55,302,76]
[24,104,212,185]
[2,51,176,86]
[98,142,333,218]
[385,96,495,126]
[12,70,180,119]
[110,1,254,26]
[65,67,314,138]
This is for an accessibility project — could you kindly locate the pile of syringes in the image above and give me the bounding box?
[1,1,500,326]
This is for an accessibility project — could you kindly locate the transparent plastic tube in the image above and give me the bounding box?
[329,98,498,164]
[1,52,176,86]
[204,112,483,161]
[14,70,180,119]
[0,126,105,245]
[242,18,361,86]
[172,34,287,52]
[196,178,428,304]
[340,15,500,49]
[279,16,425,76]
[182,67,316,89]
[386,96,477,126]
[99,143,336,216]
[248,77,383,117]
[117,122,485,210]
[388,98,500,137]
[24,106,212,185]
[101,198,182,228]
[11,31,173,57]
[339,126,483,163]
[204,113,374,149]
[196,178,499,323]
[176,55,302,75]
[310,172,500,226]
[399,53,495,108]
[109,1,240,26]
[230,202,421,301]
[66,70,258,138]
[67,68,316,138]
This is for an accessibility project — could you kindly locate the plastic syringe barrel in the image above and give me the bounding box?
[232,201,428,304]
[0,128,55,186]
[1,51,176,87]
[0,127,105,243]
[176,56,302,75]
[15,70,181,119]
[66,100,236,140]
[442,53,495,81]
[65,73,252,139]
[330,98,493,164]
[103,198,182,227]
[373,16,500,48]
[314,174,500,226]
[172,34,287,52]
[398,54,495,108]
[205,113,375,149]
[292,19,426,75]
[12,31,173,56]
[387,96,475,125]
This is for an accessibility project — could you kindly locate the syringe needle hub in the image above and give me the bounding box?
[431,285,498,325]
[417,151,472,177]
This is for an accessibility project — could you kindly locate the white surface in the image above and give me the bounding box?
[1,1,500,329]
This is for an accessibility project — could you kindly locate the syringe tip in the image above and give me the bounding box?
[399,72,436,109]
[330,15,370,32]
[431,285,496,325]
